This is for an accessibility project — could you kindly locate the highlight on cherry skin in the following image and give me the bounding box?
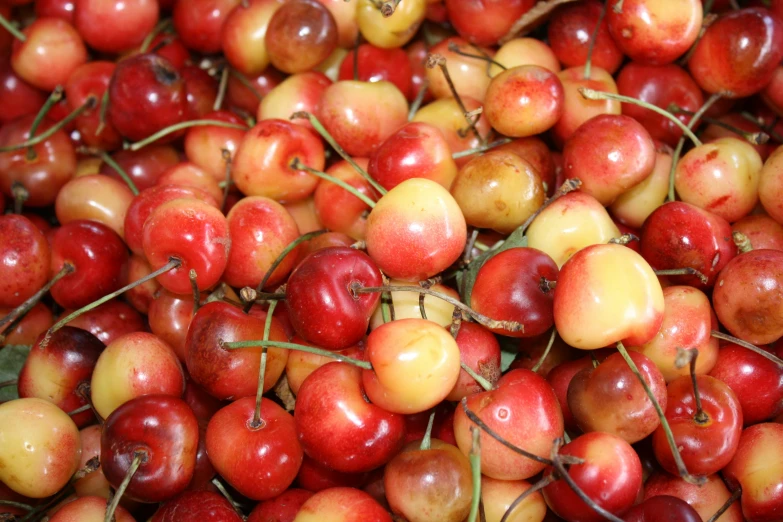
[5,1,783,522]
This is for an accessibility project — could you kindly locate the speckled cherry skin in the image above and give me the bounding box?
[0,214,50,308]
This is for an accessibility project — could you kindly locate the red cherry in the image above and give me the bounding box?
[338,44,412,98]
[444,0,535,46]
[173,0,242,54]
[150,490,243,522]
[74,0,159,53]
[0,60,46,125]
[0,214,50,308]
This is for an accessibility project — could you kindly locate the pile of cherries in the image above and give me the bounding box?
[2,0,783,521]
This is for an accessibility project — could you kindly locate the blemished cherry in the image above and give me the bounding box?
[47,495,135,522]
[173,0,242,54]
[689,7,783,98]
[74,0,159,53]
[0,397,81,498]
[292,487,392,522]
[265,0,338,74]
[295,361,407,473]
[150,490,243,522]
[101,394,199,503]
[448,322,502,401]
[108,53,186,142]
[622,495,702,522]
[713,249,783,345]
[248,488,313,522]
[206,397,303,501]
[18,326,104,427]
[0,214,50,308]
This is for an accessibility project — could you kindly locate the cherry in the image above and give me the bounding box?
[355,0,425,49]
[713,249,783,345]
[150,490,243,522]
[63,61,122,150]
[760,145,783,225]
[495,137,556,195]
[690,7,783,98]
[184,110,247,182]
[11,17,88,91]
[258,71,332,133]
[222,0,285,77]
[644,471,744,522]
[610,144,672,229]
[35,0,76,22]
[173,0,242,54]
[367,278,463,331]
[548,0,624,74]
[0,302,53,345]
[551,66,621,146]
[206,396,303,501]
[156,161,224,207]
[443,0,534,47]
[226,67,285,115]
[148,289,201,362]
[0,214,50,308]
[73,0,159,53]
[180,65,220,120]
[491,37,561,76]
[100,144,181,192]
[248,488,313,522]
[285,246,381,350]
[62,299,146,346]
[622,495,702,522]
[55,173,135,240]
[265,0,338,74]
[108,53,186,142]
[101,394,199,503]
[124,256,161,315]
[17,326,104,427]
[732,214,783,251]
[412,96,492,166]
[48,495,135,522]
[338,44,412,98]
[0,60,46,125]
[449,322,502,401]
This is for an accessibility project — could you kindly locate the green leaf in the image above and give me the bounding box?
[460,231,528,306]
[0,345,31,401]
[499,335,519,373]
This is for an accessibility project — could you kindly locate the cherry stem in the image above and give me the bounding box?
[460,398,581,467]
[0,500,32,511]
[214,66,229,112]
[72,456,101,481]
[733,231,752,253]
[104,450,145,522]
[419,410,436,451]
[0,95,96,156]
[668,92,723,202]
[77,146,140,195]
[540,278,557,294]
[96,89,110,137]
[67,403,92,416]
[710,330,783,367]
[447,42,507,72]
[739,111,783,143]
[126,120,247,151]
[579,88,703,147]
[274,374,296,411]
[352,283,524,334]
[139,18,172,53]
[11,181,28,215]
[668,105,769,145]
[452,138,513,160]
[0,12,25,42]
[425,54,486,146]
[616,341,705,485]
[380,0,401,16]
[532,328,558,373]
[290,158,377,208]
[228,69,263,101]
[75,381,104,425]
[18,485,74,522]
[221,148,232,212]
[0,263,75,330]
[44,258,182,345]
[28,86,64,141]
[609,233,639,245]
[408,78,430,121]
[289,112,387,195]
[549,437,625,522]
[583,0,607,80]
[222,339,373,370]
[653,267,709,285]
[0,380,16,388]
[461,361,494,391]
[211,478,245,518]
[189,270,201,315]
[676,348,708,424]
[466,426,482,522]
[500,475,555,522]
[706,487,742,522]
[250,300,277,429]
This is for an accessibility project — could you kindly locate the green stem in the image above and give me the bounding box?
[221,148,232,212]
[419,410,436,451]
[291,158,377,208]
[0,12,25,42]
[451,138,513,160]
[139,18,172,53]
[1,95,95,155]
[211,478,245,518]
[408,78,430,121]
[616,342,705,485]
[104,451,145,522]
[654,268,708,285]
[290,111,387,195]
[531,328,557,373]
[250,300,277,429]
[96,89,110,137]
[228,69,263,101]
[77,146,139,196]
[223,339,373,370]
[0,263,75,330]
[214,66,229,112]
[460,361,494,391]
[189,270,201,315]
[710,330,783,367]
[467,426,481,522]
[28,86,64,141]
[44,258,181,344]
[583,0,607,80]
[0,500,32,511]
[579,87,703,147]
[126,120,247,152]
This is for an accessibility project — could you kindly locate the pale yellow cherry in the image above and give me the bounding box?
[362,318,461,414]
[54,174,134,240]
[758,144,783,225]
[450,150,545,234]
[369,279,461,330]
[90,332,185,419]
[356,0,426,49]
[0,398,81,498]
[526,191,621,268]
[481,477,548,522]
[490,38,561,77]
[553,243,665,350]
[610,147,671,229]
[284,197,323,234]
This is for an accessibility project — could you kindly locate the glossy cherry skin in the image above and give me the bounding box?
[547,0,624,74]
[313,158,377,240]
[0,114,76,207]
[48,495,136,522]
[151,490,242,522]
[285,247,381,350]
[49,220,129,310]
[0,61,47,125]
[293,487,391,522]
[470,247,558,338]
[616,62,704,146]
[296,454,370,492]
[551,66,621,146]
[206,397,303,501]
[186,301,288,401]
[443,0,535,47]
[689,7,783,98]
[148,289,200,362]
[142,198,230,295]
[295,362,406,473]
[542,432,643,522]
[640,201,737,289]
[606,0,702,65]
[248,488,313,522]
[173,0,242,54]
[643,471,744,522]
[227,67,285,115]
[74,0,159,53]
[652,374,743,477]
[723,423,783,522]
[338,44,412,98]
[453,369,564,480]
[0,214,50,308]
[732,215,783,252]
[62,299,146,346]
[713,249,783,345]
[709,343,783,425]
[622,495,702,522]
[101,395,199,503]
[18,326,104,427]
[265,0,338,74]
[100,144,181,192]
[108,53,186,142]
[64,61,122,150]
[11,17,88,91]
